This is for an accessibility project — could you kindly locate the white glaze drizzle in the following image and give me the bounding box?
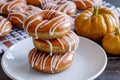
[28,48,37,62]
[69,31,79,50]
[52,54,59,69]
[67,33,74,48]
[57,2,69,12]
[44,14,64,27]
[8,12,27,27]
[8,12,27,19]
[63,35,72,51]
[23,11,43,31]
[29,49,72,73]
[35,20,47,39]
[31,50,37,67]
[39,0,46,8]
[0,19,10,35]
[50,55,55,73]
[46,10,55,19]
[57,38,65,49]
[8,3,26,11]
[32,53,39,67]
[55,52,69,70]
[40,53,45,70]
[0,21,10,35]
[49,16,65,35]
[18,6,24,12]
[45,4,58,10]
[25,18,39,33]
[45,40,53,56]
[63,3,71,13]
[7,0,18,11]
[35,53,42,66]
[0,2,10,13]
[43,55,50,69]
[9,16,23,24]
[7,0,25,11]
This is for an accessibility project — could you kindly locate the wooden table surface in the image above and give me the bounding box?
[0,0,120,80]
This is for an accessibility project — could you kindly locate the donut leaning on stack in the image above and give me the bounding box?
[23,10,79,73]
[0,0,27,15]
[8,5,42,29]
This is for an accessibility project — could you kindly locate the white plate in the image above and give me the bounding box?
[1,36,107,80]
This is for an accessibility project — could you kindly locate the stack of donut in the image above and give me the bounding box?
[0,0,103,74]
[23,10,79,73]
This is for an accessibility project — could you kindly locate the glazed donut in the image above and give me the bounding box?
[71,0,102,10]
[8,5,42,28]
[33,31,79,55]
[28,48,74,74]
[0,16,12,37]
[0,0,10,7]
[0,0,26,15]
[23,10,72,39]
[27,0,53,8]
[43,1,76,16]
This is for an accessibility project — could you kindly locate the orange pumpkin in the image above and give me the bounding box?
[75,7,119,41]
[102,27,120,55]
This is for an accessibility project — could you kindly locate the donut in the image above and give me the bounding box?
[0,0,26,15]
[8,5,42,28]
[0,16,12,37]
[33,31,79,55]
[71,0,102,10]
[0,0,11,7]
[27,0,53,8]
[43,1,76,16]
[23,10,72,39]
[28,48,74,74]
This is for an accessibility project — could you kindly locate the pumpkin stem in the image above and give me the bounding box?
[92,6,99,16]
[115,27,120,35]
